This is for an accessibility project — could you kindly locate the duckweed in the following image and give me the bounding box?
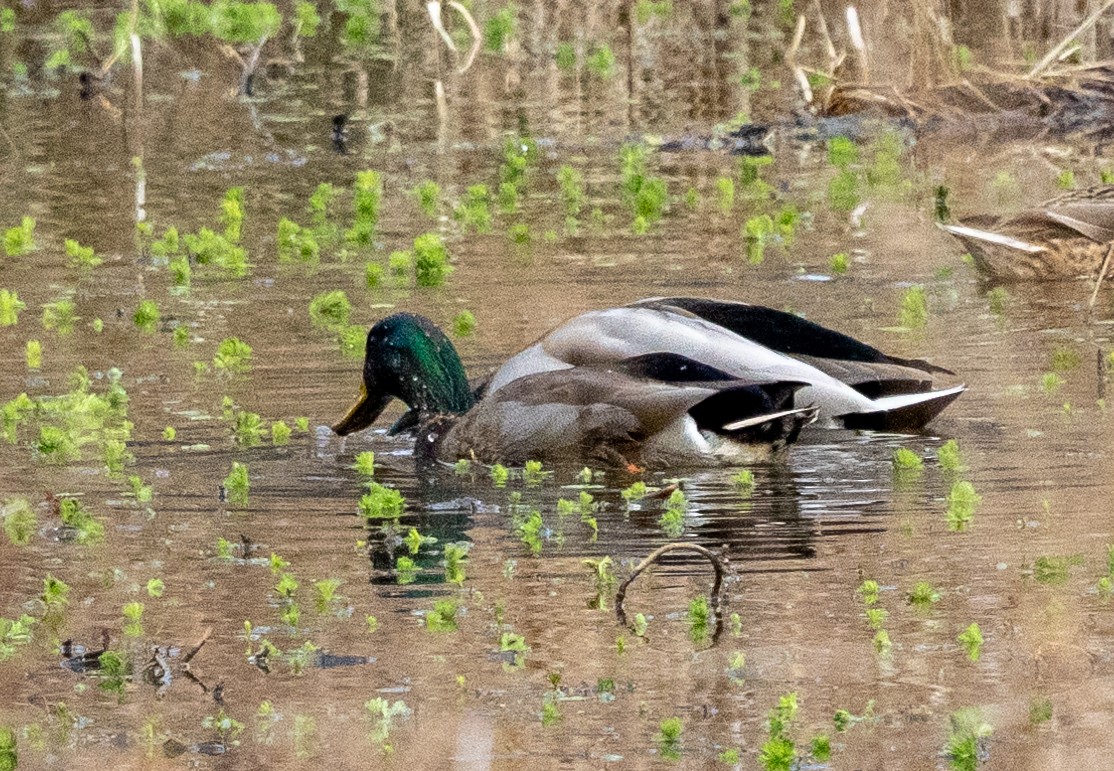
[946,480,981,532]
[455,185,492,234]
[658,716,683,760]
[3,498,35,546]
[426,599,458,632]
[346,170,383,245]
[899,285,928,329]
[353,451,375,478]
[395,556,418,584]
[133,300,160,332]
[0,289,23,326]
[271,420,291,445]
[42,298,77,334]
[957,622,983,661]
[123,601,144,637]
[944,708,992,771]
[413,232,452,286]
[213,337,252,373]
[25,340,40,369]
[892,447,924,472]
[309,290,351,331]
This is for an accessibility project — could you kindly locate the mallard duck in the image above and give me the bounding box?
[941,186,1114,281]
[332,298,965,466]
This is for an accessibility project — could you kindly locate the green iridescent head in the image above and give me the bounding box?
[332,313,474,436]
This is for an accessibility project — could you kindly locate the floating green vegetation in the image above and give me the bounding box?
[620,146,668,234]
[3,498,36,546]
[908,581,941,608]
[739,155,774,198]
[123,601,144,637]
[825,164,860,212]
[892,447,924,473]
[833,700,875,732]
[97,649,128,700]
[133,300,160,333]
[1039,371,1065,394]
[658,488,687,537]
[41,574,70,611]
[365,697,411,749]
[946,480,981,532]
[3,216,35,257]
[223,461,250,505]
[58,497,103,543]
[541,694,561,726]
[220,187,245,243]
[213,337,252,373]
[899,285,928,329]
[518,509,544,555]
[937,439,964,472]
[866,129,910,194]
[411,180,441,218]
[658,716,683,761]
[451,310,476,338]
[1029,697,1052,725]
[275,572,298,599]
[865,607,888,629]
[555,40,576,70]
[828,136,858,167]
[1033,554,1083,585]
[455,184,493,234]
[1056,169,1076,190]
[1097,544,1114,597]
[231,408,264,447]
[0,725,14,770]
[426,599,458,632]
[413,233,452,287]
[635,0,673,23]
[743,214,776,263]
[1051,346,1081,373]
[759,692,801,771]
[583,556,616,610]
[857,579,880,605]
[395,555,418,584]
[25,340,40,369]
[557,164,585,232]
[277,218,320,262]
[716,176,735,214]
[64,238,102,269]
[688,596,711,643]
[872,628,892,655]
[37,425,78,464]
[586,43,616,78]
[359,483,405,520]
[127,475,153,503]
[404,527,436,555]
[621,480,648,504]
[490,463,510,487]
[150,226,180,258]
[365,261,384,288]
[0,290,23,327]
[104,438,134,475]
[957,622,983,661]
[444,542,469,585]
[346,170,383,246]
[314,579,342,613]
[309,290,351,331]
[508,222,530,244]
[521,459,546,486]
[483,4,517,52]
[183,228,247,277]
[146,578,165,598]
[944,708,992,771]
[42,298,77,334]
[271,420,291,445]
[0,614,35,661]
[353,451,375,479]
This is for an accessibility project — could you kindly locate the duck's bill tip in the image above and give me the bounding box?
[331,385,389,436]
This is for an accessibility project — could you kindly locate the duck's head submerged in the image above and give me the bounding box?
[332,313,475,436]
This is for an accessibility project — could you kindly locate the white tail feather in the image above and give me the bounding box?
[723,406,818,432]
[939,224,1045,254]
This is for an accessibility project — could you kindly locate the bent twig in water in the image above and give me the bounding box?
[615,543,727,640]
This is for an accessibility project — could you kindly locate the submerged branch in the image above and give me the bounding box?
[615,543,727,637]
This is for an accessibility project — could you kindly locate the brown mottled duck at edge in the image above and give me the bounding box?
[941,186,1114,282]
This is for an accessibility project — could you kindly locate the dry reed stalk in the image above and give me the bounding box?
[1028,0,1114,77]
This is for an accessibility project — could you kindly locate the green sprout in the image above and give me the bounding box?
[223,461,250,505]
[658,488,686,537]
[65,238,102,268]
[829,252,850,275]
[518,509,544,555]
[3,498,36,546]
[345,170,383,245]
[146,578,165,598]
[452,310,476,337]
[892,447,924,473]
[128,475,153,503]
[309,290,351,331]
[395,555,418,584]
[213,337,252,373]
[220,187,245,243]
[404,527,436,555]
[413,232,452,286]
[899,285,928,329]
[412,180,441,217]
[443,542,469,585]
[314,579,342,613]
[937,439,964,471]
[42,298,77,334]
[732,469,755,494]
[944,708,992,771]
[123,601,145,637]
[583,556,616,610]
[3,216,35,256]
[688,596,711,643]
[133,300,160,333]
[426,599,458,632]
[41,574,70,609]
[359,483,404,519]
[353,451,375,478]
[555,41,576,70]
[857,579,880,605]
[908,581,941,608]
[484,4,516,52]
[658,716,683,760]
[957,622,983,661]
[586,43,615,78]
[25,340,40,369]
[0,289,24,326]
[490,463,510,487]
[182,228,247,277]
[271,420,291,445]
[97,649,129,700]
[946,480,981,532]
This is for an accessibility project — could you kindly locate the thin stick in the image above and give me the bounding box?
[845,5,869,84]
[1028,0,1114,79]
[1089,243,1114,307]
[615,543,727,633]
[447,1,481,74]
[182,626,213,664]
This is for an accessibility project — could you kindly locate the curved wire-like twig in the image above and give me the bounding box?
[447,2,481,74]
[615,543,727,640]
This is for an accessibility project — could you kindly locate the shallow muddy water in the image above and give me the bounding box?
[3,5,1114,770]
